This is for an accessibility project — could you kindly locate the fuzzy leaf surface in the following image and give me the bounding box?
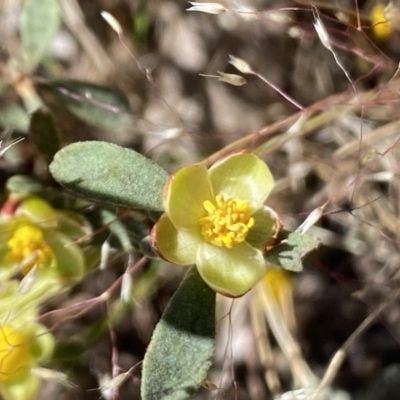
[264,231,320,272]
[141,267,216,400]
[50,141,167,211]
[21,0,61,70]
[37,80,132,129]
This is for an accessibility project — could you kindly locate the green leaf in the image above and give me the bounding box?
[0,105,30,132]
[21,0,61,71]
[264,230,320,272]
[36,80,132,129]
[30,108,60,164]
[141,267,216,400]
[49,141,168,212]
[97,208,134,252]
[6,176,44,197]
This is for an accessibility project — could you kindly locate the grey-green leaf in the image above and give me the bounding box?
[97,208,134,252]
[21,0,61,71]
[264,230,320,272]
[36,80,132,129]
[141,267,216,400]
[30,108,61,164]
[0,105,30,132]
[6,175,44,196]
[49,141,168,211]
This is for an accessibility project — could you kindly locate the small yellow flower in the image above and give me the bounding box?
[0,196,87,280]
[152,152,281,297]
[371,4,394,40]
[263,267,292,305]
[0,322,54,400]
[6,224,55,275]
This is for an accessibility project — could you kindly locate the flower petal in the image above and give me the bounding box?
[152,214,201,265]
[262,266,292,304]
[0,371,40,400]
[208,152,274,212]
[17,197,58,228]
[246,206,282,250]
[164,164,213,229]
[196,242,266,297]
[0,327,32,381]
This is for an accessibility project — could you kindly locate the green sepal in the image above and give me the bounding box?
[43,231,85,279]
[264,230,320,272]
[28,324,55,362]
[56,210,93,241]
[50,141,168,212]
[247,206,280,250]
[141,267,216,400]
[139,235,158,258]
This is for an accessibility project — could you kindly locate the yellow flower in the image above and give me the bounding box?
[6,224,55,275]
[0,196,86,280]
[0,326,32,381]
[371,4,394,40]
[0,323,54,400]
[151,152,281,297]
[262,267,292,306]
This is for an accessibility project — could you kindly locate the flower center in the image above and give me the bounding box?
[199,194,254,248]
[6,224,54,275]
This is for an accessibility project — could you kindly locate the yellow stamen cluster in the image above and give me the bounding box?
[6,225,54,274]
[199,194,254,248]
[0,326,31,381]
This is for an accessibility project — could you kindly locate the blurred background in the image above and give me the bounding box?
[1,0,400,399]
